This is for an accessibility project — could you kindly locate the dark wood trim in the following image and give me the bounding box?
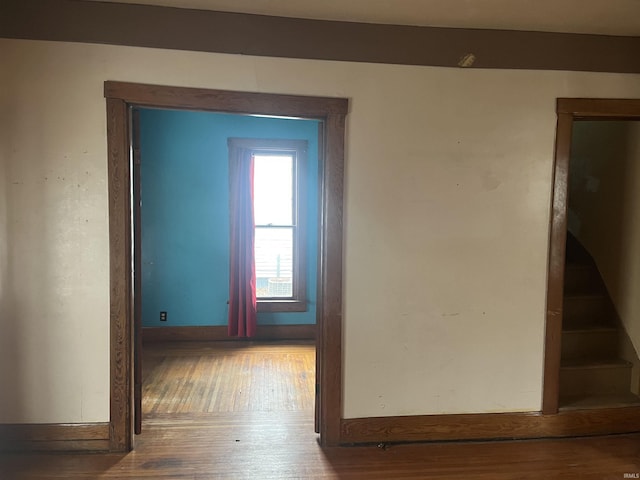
[106,97,133,452]
[142,325,316,342]
[106,82,346,451]
[295,140,308,314]
[257,300,307,313]
[319,113,345,446]
[557,98,640,117]
[315,120,325,436]
[542,98,640,415]
[341,407,640,444]
[542,112,572,415]
[104,82,348,117]
[0,423,110,452]
[132,108,143,436]
[3,0,640,73]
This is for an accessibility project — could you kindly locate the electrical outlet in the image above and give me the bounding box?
[160,311,167,321]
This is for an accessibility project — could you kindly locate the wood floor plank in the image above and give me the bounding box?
[141,341,316,415]
[2,341,640,479]
[3,427,640,479]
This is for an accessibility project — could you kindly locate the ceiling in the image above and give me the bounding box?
[89,0,640,36]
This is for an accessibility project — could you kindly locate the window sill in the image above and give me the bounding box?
[257,300,307,313]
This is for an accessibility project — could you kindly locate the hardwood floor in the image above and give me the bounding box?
[142,341,315,414]
[2,341,640,479]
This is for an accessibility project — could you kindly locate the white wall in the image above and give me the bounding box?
[1,38,640,423]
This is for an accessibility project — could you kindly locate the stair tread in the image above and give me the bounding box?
[563,293,606,300]
[561,358,631,369]
[565,250,593,263]
[565,262,596,269]
[562,320,615,330]
[559,392,640,410]
[562,317,613,326]
[565,258,595,268]
[562,325,617,333]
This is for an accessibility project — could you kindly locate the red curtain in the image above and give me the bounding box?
[228,150,257,337]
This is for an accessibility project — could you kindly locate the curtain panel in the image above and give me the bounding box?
[228,147,257,337]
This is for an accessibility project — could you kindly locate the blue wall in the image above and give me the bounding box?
[139,108,319,327]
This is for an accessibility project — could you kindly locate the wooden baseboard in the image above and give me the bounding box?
[0,422,110,452]
[142,324,316,343]
[340,406,640,444]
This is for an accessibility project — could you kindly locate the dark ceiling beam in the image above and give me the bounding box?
[1,0,639,73]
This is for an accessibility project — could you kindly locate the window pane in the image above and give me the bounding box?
[254,154,293,226]
[255,227,293,298]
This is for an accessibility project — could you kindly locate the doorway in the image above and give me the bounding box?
[543,98,640,414]
[105,81,348,451]
[135,107,321,431]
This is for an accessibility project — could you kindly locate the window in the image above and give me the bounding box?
[228,138,308,312]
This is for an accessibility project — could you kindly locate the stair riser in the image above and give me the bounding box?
[564,266,603,296]
[563,296,610,328]
[559,366,632,396]
[561,331,618,360]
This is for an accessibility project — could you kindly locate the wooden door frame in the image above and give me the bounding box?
[105,81,348,451]
[542,98,640,414]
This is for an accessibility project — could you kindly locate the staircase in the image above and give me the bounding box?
[559,233,640,409]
